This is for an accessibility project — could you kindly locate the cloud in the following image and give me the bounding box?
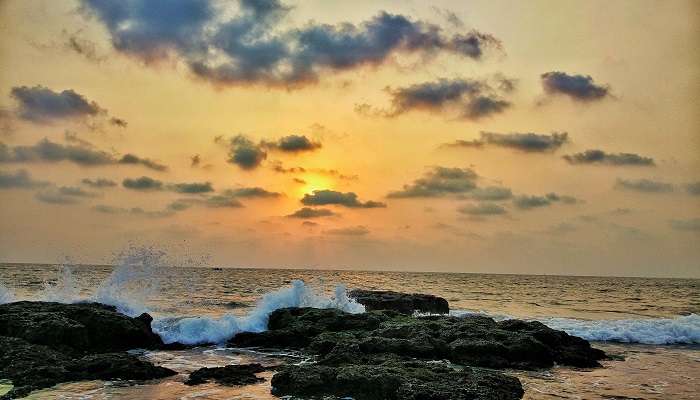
[563,150,654,166]
[80,0,502,88]
[670,218,700,232]
[10,85,104,122]
[118,154,168,171]
[35,185,98,205]
[458,202,507,216]
[92,204,174,218]
[286,207,336,219]
[1,138,113,166]
[190,154,201,167]
[442,131,568,152]
[301,189,386,208]
[324,226,370,236]
[615,178,674,193]
[0,169,48,189]
[109,117,128,128]
[513,193,579,210]
[81,178,117,188]
[685,182,700,196]
[122,176,164,191]
[221,135,267,170]
[262,135,321,153]
[387,166,477,198]
[368,78,512,120]
[225,187,281,198]
[0,138,168,171]
[271,162,359,180]
[170,182,214,194]
[203,193,244,208]
[541,71,611,102]
[468,186,513,201]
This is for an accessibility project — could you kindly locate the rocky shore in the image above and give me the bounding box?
[0,301,175,399]
[0,291,607,399]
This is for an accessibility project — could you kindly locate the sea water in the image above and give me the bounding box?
[0,252,698,399]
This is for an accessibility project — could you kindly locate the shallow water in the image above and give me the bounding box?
[1,263,698,399]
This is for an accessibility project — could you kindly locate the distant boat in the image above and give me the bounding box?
[212,267,223,271]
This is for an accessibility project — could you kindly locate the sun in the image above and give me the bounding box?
[299,174,334,196]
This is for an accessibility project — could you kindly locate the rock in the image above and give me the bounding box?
[0,301,163,354]
[349,289,449,314]
[271,360,524,400]
[230,307,606,370]
[0,336,175,399]
[0,302,176,399]
[185,364,266,386]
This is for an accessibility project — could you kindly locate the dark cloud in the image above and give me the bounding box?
[92,204,174,218]
[468,186,513,201]
[541,71,611,102]
[80,0,502,88]
[190,154,201,167]
[203,193,244,208]
[286,207,336,219]
[324,226,370,236]
[226,187,281,198]
[170,182,214,194]
[35,185,97,205]
[458,202,507,216]
[442,131,568,152]
[1,139,113,166]
[563,149,655,166]
[270,161,358,180]
[65,30,107,63]
[0,138,168,171]
[0,169,48,189]
[222,135,267,170]
[301,221,319,227]
[118,154,168,171]
[301,189,386,208]
[670,218,700,232]
[685,182,700,196]
[373,78,512,120]
[615,178,674,193]
[262,135,321,153]
[513,193,578,210]
[122,176,164,191]
[480,131,568,152]
[10,85,104,122]
[81,178,117,188]
[387,166,477,198]
[109,117,128,128]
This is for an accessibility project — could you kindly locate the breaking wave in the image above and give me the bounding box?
[0,282,14,304]
[541,314,700,345]
[152,280,365,345]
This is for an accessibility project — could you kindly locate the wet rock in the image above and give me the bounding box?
[230,307,606,370]
[349,289,449,314]
[0,302,176,399]
[271,360,524,400]
[0,336,175,399]
[0,301,163,354]
[185,363,266,386]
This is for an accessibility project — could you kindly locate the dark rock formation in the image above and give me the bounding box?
[0,301,163,354]
[349,289,449,314]
[0,302,176,399]
[230,308,606,370]
[271,361,524,400]
[185,363,266,386]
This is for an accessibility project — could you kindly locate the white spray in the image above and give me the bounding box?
[0,282,15,304]
[152,280,365,345]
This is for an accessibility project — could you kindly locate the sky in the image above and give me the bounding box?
[0,0,698,277]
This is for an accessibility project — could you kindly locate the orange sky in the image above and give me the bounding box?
[0,0,698,277]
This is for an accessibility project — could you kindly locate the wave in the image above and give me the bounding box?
[152,281,365,345]
[0,282,14,304]
[541,314,700,345]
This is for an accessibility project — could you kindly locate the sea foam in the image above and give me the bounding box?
[0,282,14,304]
[542,314,700,345]
[152,280,365,345]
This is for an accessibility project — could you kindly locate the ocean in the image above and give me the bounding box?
[0,254,698,399]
